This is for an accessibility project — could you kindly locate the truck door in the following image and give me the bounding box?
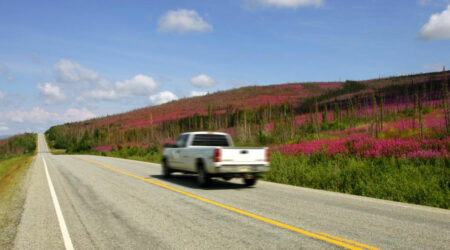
[178,134,193,171]
[171,134,188,169]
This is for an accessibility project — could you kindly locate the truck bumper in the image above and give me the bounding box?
[215,165,270,174]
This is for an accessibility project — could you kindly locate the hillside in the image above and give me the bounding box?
[45,70,449,208]
[47,70,449,147]
[85,81,343,129]
[48,70,449,150]
[55,70,447,131]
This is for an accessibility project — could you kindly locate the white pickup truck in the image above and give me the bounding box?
[162,132,270,187]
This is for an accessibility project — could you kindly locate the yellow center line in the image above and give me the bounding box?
[76,157,379,250]
[317,232,379,250]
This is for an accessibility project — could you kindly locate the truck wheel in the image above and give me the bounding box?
[197,166,210,187]
[162,160,172,178]
[243,178,257,186]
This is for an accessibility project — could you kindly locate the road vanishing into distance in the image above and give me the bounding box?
[13,134,450,249]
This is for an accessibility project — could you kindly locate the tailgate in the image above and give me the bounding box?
[221,148,266,162]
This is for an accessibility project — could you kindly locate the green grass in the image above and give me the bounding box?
[71,145,163,164]
[50,149,66,155]
[0,133,37,248]
[0,154,35,202]
[82,147,450,209]
[0,154,35,249]
[264,152,450,209]
[98,150,162,164]
[0,155,32,181]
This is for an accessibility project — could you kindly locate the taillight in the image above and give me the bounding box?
[214,148,221,162]
[265,149,270,162]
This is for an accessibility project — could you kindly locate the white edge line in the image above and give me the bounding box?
[43,157,74,250]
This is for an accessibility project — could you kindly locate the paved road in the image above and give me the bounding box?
[13,134,450,249]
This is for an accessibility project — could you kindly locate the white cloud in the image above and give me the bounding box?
[5,107,59,124]
[115,74,158,97]
[158,9,213,34]
[81,74,158,101]
[82,89,118,101]
[62,108,96,122]
[37,82,67,104]
[52,60,160,103]
[2,107,95,124]
[247,0,324,8]
[190,74,216,88]
[54,59,109,87]
[0,122,9,133]
[0,91,5,100]
[418,5,450,40]
[189,90,208,97]
[149,91,178,105]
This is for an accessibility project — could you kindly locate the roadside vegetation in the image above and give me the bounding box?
[45,69,449,208]
[90,144,162,163]
[266,152,449,208]
[0,133,37,249]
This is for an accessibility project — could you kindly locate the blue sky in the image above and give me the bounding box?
[0,0,449,136]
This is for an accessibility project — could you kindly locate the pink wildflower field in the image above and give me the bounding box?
[273,108,449,159]
[275,135,449,159]
[89,81,341,130]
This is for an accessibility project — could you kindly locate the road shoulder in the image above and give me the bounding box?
[0,155,35,249]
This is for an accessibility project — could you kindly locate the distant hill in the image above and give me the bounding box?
[0,135,11,140]
[70,70,447,129]
[45,70,449,152]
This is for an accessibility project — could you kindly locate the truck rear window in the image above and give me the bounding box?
[192,134,230,146]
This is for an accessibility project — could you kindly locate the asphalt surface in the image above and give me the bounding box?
[13,134,450,249]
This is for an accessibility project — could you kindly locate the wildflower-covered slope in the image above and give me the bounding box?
[46,70,449,157]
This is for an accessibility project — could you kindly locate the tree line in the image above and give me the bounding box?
[0,133,37,155]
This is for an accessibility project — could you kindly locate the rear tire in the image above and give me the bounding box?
[162,159,172,178]
[197,165,210,187]
[243,178,257,186]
